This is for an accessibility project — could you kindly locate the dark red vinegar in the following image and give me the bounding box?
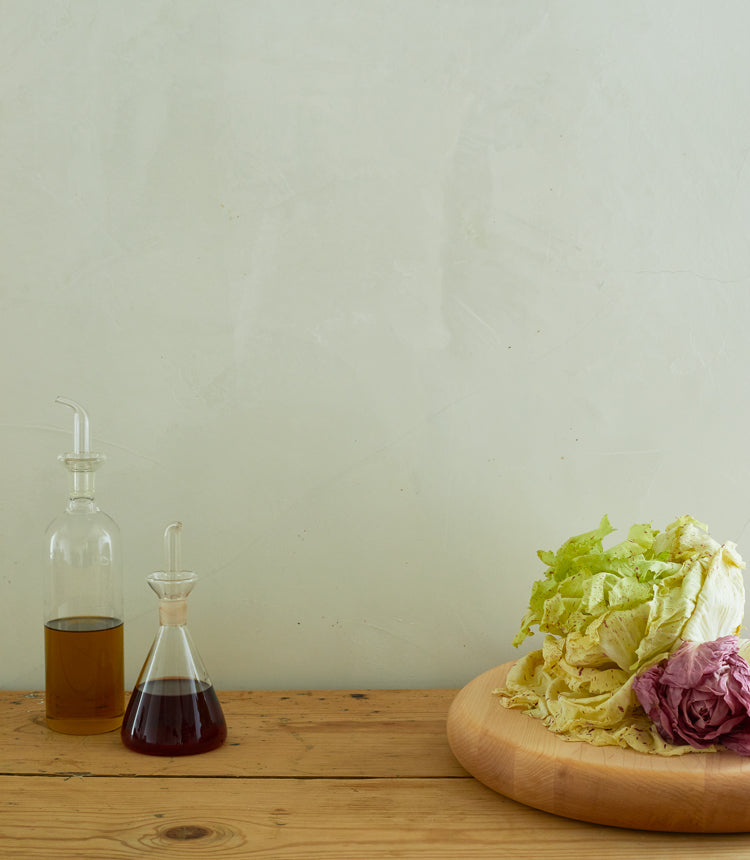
[121,677,226,756]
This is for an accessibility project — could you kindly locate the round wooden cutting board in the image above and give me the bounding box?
[447,661,750,833]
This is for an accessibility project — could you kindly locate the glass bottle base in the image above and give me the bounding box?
[46,714,123,735]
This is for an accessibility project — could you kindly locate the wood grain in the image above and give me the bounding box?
[447,662,750,833]
[5,774,750,859]
[6,688,750,857]
[0,689,464,778]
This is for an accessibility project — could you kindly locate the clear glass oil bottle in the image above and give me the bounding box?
[44,397,124,734]
[121,522,226,756]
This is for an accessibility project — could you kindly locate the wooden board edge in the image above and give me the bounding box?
[446,662,750,833]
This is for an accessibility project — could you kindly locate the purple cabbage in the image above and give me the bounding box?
[632,636,750,755]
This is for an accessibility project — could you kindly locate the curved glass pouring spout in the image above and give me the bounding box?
[54,397,107,502]
[56,396,91,454]
[121,522,227,756]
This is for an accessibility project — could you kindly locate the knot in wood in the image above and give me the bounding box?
[163,824,212,841]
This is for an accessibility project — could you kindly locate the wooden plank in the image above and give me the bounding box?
[4,774,750,859]
[448,663,750,833]
[0,689,465,778]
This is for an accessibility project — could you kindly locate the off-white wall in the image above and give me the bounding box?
[3,1,750,691]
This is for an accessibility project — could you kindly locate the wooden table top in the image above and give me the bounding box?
[3,688,750,857]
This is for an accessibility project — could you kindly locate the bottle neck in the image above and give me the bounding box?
[67,470,97,506]
[59,453,105,508]
[67,472,98,513]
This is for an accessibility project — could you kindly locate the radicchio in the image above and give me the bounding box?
[632,636,750,755]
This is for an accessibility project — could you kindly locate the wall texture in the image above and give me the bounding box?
[3,0,750,690]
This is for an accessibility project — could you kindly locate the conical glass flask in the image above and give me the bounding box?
[121,522,226,755]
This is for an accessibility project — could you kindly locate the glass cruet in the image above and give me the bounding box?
[121,521,226,755]
[44,397,124,734]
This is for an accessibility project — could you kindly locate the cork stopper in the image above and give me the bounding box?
[159,599,188,626]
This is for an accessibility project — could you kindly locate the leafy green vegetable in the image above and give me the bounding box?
[511,514,742,672]
[496,515,746,754]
